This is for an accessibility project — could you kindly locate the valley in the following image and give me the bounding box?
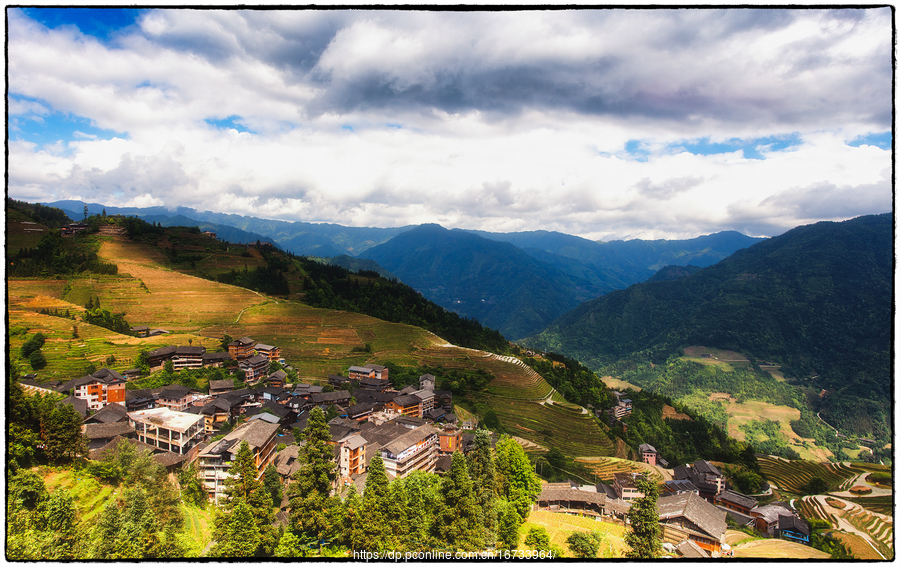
[6,202,892,560]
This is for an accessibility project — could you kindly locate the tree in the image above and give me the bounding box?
[357,454,392,551]
[210,498,261,558]
[624,475,661,559]
[434,451,483,551]
[524,526,551,551]
[566,531,604,558]
[163,360,175,374]
[221,440,277,554]
[289,407,340,548]
[41,403,87,461]
[495,436,541,519]
[467,429,498,543]
[496,500,522,550]
[178,462,208,507]
[263,463,282,507]
[220,334,233,352]
[43,488,79,559]
[803,476,830,495]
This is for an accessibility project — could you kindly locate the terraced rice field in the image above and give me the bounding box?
[731,538,830,559]
[842,504,894,558]
[847,495,893,516]
[797,496,840,525]
[487,396,615,457]
[834,532,886,560]
[757,456,857,494]
[575,457,662,484]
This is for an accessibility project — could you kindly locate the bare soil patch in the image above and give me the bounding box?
[732,538,829,559]
[601,376,641,391]
[662,404,691,421]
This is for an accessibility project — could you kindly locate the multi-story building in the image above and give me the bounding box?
[348,365,377,380]
[156,384,200,411]
[127,407,205,455]
[239,354,270,382]
[255,343,282,361]
[339,433,368,479]
[172,346,206,371]
[61,368,127,411]
[196,420,280,504]
[363,364,389,381]
[613,472,646,501]
[228,336,257,360]
[386,394,422,418]
[412,389,435,417]
[380,424,439,479]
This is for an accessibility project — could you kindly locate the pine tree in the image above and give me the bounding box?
[289,407,340,548]
[467,429,498,545]
[524,526,551,551]
[359,454,392,551]
[210,498,261,558]
[263,463,282,507]
[434,451,483,551]
[624,475,661,559]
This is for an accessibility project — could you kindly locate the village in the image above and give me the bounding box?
[16,333,819,559]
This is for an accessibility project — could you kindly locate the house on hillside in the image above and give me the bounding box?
[777,515,810,545]
[613,472,646,501]
[419,373,436,391]
[84,402,129,424]
[156,385,200,412]
[208,379,235,396]
[239,354,270,382]
[128,407,205,456]
[716,490,757,516]
[202,352,231,368]
[750,503,795,535]
[58,368,127,411]
[658,491,728,555]
[130,325,150,337]
[255,343,282,361]
[379,424,439,479]
[639,443,660,466]
[228,336,257,360]
[386,395,422,418]
[83,422,135,451]
[147,345,178,369]
[348,365,377,381]
[172,346,206,371]
[673,460,725,502]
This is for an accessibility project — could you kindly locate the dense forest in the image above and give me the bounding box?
[295,258,511,354]
[525,214,892,439]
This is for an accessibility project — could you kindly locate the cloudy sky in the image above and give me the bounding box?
[7,7,893,240]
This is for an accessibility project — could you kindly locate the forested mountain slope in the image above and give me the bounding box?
[524,214,892,437]
[360,224,608,340]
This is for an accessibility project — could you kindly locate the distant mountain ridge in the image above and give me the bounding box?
[523,213,892,437]
[42,199,767,341]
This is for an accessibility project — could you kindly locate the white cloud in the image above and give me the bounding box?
[6,8,892,240]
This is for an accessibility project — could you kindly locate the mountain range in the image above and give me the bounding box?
[44,200,763,339]
[523,213,892,436]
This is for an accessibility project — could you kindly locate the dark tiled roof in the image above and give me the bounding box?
[84,403,129,423]
[83,422,135,439]
[229,336,256,347]
[538,487,606,506]
[693,460,722,476]
[778,515,810,536]
[209,379,235,391]
[382,425,439,456]
[718,489,757,510]
[175,346,206,356]
[149,345,177,357]
[153,451,187,468]
[58,395,88,417]
[159,384,196,400]
[311,391,352,404]
[88,436,161,461]
[676,540,709,558]
[658,492,727,541]
[391,394,420,407]
[203,352,231,362]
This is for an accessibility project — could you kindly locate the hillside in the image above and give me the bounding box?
[359,224,608,340]
[523,214,892,438]
[6,224,616,458]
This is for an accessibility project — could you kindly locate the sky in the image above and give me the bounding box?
[7,7,893,241]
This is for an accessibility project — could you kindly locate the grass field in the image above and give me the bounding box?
[681,345,750,372]
[520,510,628,558]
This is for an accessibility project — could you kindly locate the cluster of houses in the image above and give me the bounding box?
[19,357,482,510]
[535,459,810,558]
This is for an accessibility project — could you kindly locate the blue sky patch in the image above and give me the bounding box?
[342,125,354,132]
[624,139,650,162]
[205,116,255,134]
[672,133,801,160]
[8,97,126,147]
[847,132,891,150]
[20,7,143,42]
